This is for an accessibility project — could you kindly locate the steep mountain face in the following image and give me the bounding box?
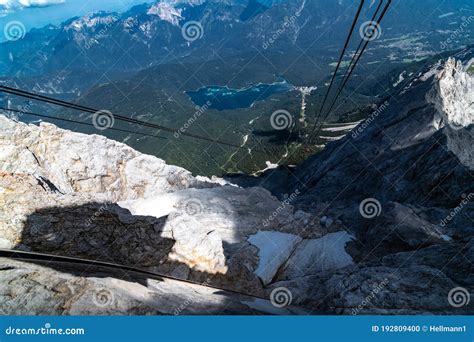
[231,52,473,312]
[0,53,472,314]
[269,53,474,312]
[0,113,312,313]
[289,52,474,208]
[429,57,474,170]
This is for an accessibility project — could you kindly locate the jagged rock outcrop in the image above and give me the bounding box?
[0,114,317,310]
[0,116,218,202]
[428,57,474,169]
[230,53,474,314]
[270,238,473,314]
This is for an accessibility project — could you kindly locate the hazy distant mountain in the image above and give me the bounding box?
[1,0,472,79]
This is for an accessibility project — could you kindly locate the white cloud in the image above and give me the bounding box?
[0,0,65,16]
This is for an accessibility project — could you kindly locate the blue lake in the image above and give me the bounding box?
[186,81,293,110]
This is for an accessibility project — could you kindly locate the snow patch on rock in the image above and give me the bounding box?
[147,1,183,26]
[249,231,302,285]
[281,231,355,279]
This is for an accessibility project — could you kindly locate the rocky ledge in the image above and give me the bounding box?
[0,54,473,315]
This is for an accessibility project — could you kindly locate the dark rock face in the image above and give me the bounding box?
[232,51,474,314]
[275,238,474,315]
[22,203,174,268]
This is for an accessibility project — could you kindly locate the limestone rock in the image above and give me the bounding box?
[361,202,450,256]
[0,116,216,202]
[280,231,354,279]
[427,57,474,169]
[248,231,302,285]
[0,115,311,298]
[0,257,307,315]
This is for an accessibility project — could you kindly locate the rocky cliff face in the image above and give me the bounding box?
[0,114,313,314]
[230,53,473,313]
[0,54,473,315]
[428,57,474,170]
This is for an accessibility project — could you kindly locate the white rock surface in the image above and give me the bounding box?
[434,58,474,129]
[428,58,474,169]
[147,1,183,26]
[281,231,355,279]
[0,257,307,315]
[248,231,302,285]
[0,115,312,294]
[118,185,306,277]
[0,115,216,201]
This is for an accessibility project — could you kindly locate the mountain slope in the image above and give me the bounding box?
[0,52,472,314]
[229,51,474,312]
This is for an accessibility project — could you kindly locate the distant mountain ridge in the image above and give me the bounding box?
[1,0,472,78]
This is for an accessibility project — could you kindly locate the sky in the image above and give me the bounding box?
[0,0,155,37]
